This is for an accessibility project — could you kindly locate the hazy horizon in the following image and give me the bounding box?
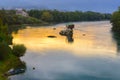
[0,0,120,13]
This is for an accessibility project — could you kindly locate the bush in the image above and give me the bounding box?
[111,7,120,32]
[12,44,26,57]
[0,42,12,60]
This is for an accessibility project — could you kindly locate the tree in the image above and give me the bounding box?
[12,44,26,57]
[0,19,12,60]
[0,42,12,60]
[41,11,53,22]
[111,7,120,32]
[0,19,13,44]
[28,9,111,23]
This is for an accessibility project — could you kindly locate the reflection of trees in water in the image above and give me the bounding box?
[112,31,120,53]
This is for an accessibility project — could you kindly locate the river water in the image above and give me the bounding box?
[10,21,120,80]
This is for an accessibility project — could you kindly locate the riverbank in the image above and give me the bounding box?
[0,20,27,80]
[0,54,20,80]
[8,22,53,33]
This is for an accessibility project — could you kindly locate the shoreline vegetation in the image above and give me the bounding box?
[111,7,120,32]
[0,19,26,80]
[0,9,111,32]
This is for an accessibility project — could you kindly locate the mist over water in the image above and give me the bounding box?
[10,21,120,80]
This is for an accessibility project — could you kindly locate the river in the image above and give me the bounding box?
[10,21,120,80]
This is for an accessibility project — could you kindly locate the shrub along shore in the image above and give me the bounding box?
[111,7,120,32]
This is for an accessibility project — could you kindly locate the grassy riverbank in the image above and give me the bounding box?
[0,54,20,80]
[0,46,26,80]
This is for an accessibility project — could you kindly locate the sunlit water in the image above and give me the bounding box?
[10,21,120,80]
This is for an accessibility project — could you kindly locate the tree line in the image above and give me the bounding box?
[0,9,111,26]
[28,9,111,23]
[111,7,120,32]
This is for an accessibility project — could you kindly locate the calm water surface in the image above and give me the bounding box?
[10,21,120,80]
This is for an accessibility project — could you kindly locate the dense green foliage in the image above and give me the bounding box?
[28,10,111,23]
[0,19,27,80]
[12,44,26,57]
[0,21,13,44]
[0,9,111,26]
[111,7,120,32]
[0,42,12,60]
[41,11,53,22]
[0,9,49,34]
[0,19,26,60]
[0,20,13,60]
[0,9,44,25]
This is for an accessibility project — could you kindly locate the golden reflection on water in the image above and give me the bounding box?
[12,22,117,57]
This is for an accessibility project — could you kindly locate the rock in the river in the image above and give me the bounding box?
[4,68,25,76]
[47,35,57,38]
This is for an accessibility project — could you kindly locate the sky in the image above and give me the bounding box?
[0,0,120,13]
